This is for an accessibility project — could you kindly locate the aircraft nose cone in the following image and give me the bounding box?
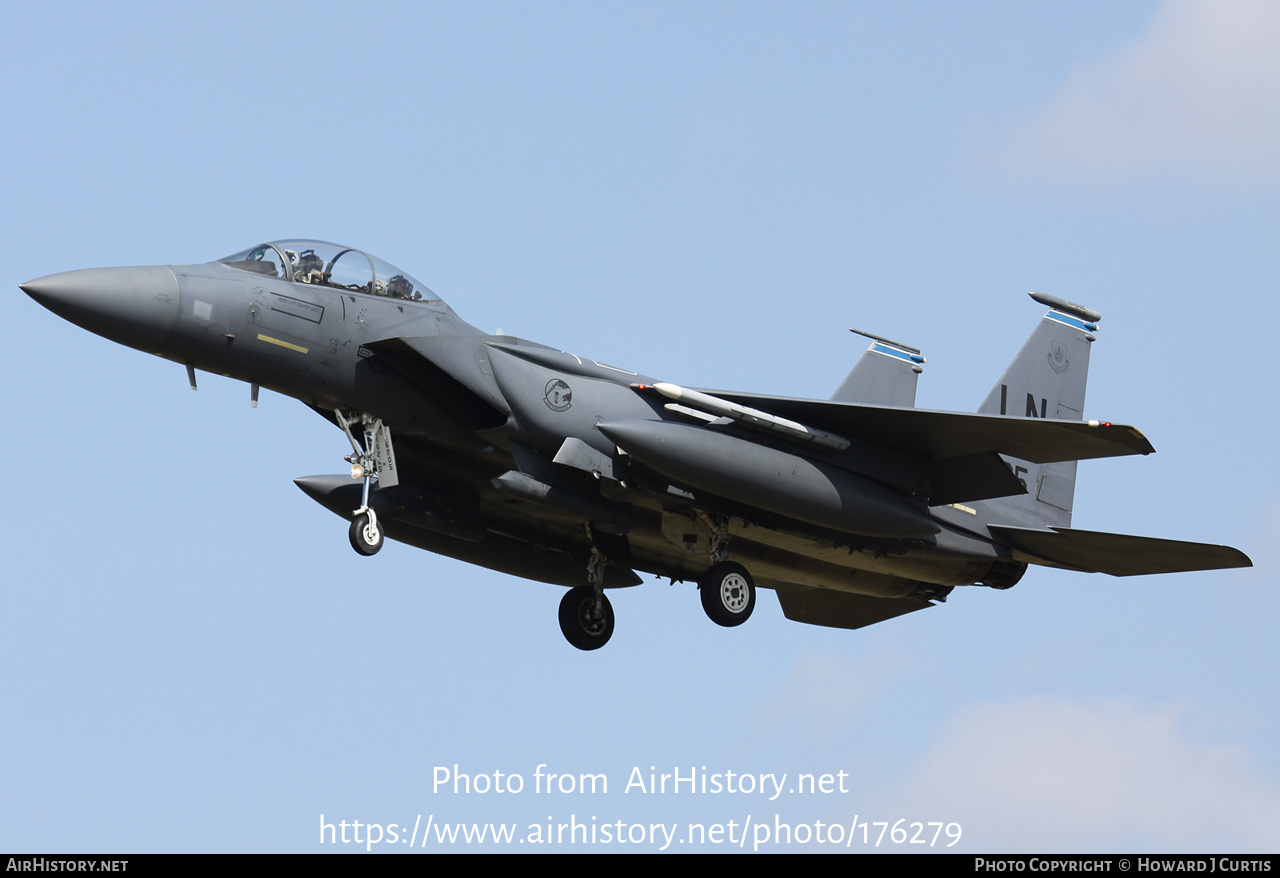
[22,266,181,352]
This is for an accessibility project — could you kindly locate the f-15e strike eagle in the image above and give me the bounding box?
[22,240,1251,649]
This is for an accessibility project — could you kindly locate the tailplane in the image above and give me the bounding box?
[977,293,1101,528]
[988,525,1251,576]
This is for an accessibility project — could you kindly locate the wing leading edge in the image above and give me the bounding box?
[706,392,1155,463]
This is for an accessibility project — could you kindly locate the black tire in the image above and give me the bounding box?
[349,513,384,556]
[699,561,755,627]
[558,586,614,650]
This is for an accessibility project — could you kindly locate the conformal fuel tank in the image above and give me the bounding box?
[597,420,938,538]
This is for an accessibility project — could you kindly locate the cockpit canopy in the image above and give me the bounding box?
[220,240,437,303]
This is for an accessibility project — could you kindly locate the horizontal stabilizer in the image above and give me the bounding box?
[704,391,1154,464]
[989,525,1253,576]
[773,585,934,630]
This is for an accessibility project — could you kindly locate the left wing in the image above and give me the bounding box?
[707,391,1155,463]
[680,390,1152,505]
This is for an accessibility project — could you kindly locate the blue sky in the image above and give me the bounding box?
[2,0,1276,853]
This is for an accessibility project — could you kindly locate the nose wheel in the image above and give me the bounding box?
[334,408,398,558]
[349,512,384,556]
[699,561,756,627]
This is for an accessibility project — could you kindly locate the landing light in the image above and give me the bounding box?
[351,463,364,480]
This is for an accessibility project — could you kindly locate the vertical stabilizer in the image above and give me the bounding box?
[831,329,925,407]
[976,293,1100,528]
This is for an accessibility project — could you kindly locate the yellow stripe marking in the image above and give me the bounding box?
[256,333,309,354]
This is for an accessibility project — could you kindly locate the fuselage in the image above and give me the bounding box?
[21,241,1020,607]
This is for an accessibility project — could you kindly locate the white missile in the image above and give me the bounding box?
[635,382,850,451]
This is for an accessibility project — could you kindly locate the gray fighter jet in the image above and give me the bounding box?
[22,240,1251,649]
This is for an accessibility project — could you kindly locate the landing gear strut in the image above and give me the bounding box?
[335,408,398,557]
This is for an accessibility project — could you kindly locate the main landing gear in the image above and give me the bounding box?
[699,561,756,627]
[559,549,615,650]
[694,512,755,627]
[555,516,761,650]
[335,408,398,557]
[558,586,615,651]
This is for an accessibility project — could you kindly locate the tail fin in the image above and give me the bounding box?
[831,329,925,407]
[977,293,1101,528]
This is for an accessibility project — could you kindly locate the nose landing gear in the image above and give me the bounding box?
[335,408,398,557]
[349,512,384,555]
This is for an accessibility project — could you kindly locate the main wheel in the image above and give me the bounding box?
[699,561,756,627]
[349,513,384,556]
[558,586,615,651]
